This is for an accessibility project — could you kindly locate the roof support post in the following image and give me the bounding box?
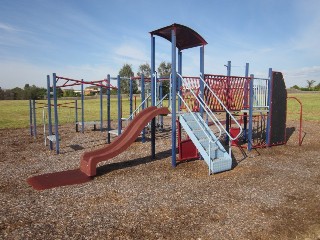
[53,73,60,154]
[117,75,121,136]
[243,63,250,142]
[200,45,205,117]
[266,68,273,146]
[47,75,53,150]
[151,35,156,159]
[171,29,177,167]
[225,60,231,144]
[178,50,182,111]
[107,75,111,143]
[141,74,146,143]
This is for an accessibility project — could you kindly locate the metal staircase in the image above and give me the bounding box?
[175,73,242,174]
[179,112,232,174]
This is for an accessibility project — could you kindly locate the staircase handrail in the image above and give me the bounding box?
[123,93,152,124]
[177,92,219,145]
[176,73,222,141]
[199,74,243,140]
[156,93,168,108]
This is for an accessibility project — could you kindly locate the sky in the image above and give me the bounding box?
[0,0,320,89]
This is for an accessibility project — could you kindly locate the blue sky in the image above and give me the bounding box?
[0,0,319,89]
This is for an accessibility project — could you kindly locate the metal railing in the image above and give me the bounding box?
[177,92,216,174]
[177,73,223,141]
[122,93,151,125]
[252,78,269,109]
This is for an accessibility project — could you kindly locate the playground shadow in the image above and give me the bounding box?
[69,144,85,151]
[286,127,295,142]
[95,148,172,177]
[229,145,261,170]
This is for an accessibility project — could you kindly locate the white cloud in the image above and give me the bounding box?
[284,66,320,87]
[114,43,148,63]
[0,22,17,32]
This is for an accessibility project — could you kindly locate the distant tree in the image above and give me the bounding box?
[137,63,151,92]
[291,85,300,90]
[63,89,75,97]
[157,61,171,96]
[49,86,63,98]
[306,80,316,90]
[137,63,151,77]
[11,87,24,100]
[0,87,4,100]
[118,64,137,94]
[315,82,320,91]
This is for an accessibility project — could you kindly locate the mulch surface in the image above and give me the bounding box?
[0,118,320,239]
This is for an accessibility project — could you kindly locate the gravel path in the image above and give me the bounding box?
[0,119,320,239]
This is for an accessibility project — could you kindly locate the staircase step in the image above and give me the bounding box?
[210,157,232,174]
[193,130,208,139]
[179,111,232,174]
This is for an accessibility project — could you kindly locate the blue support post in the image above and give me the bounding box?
[29,99,33,136]
[129,77,133,119]
[243,63,249,142]
[53,73,60,154]
[151,35,156,159]
[199,46,205,117]
[266,68,273,146]
[159,79,163,129]
[171,29,177,167]
[225,60,231,144]
[107,75,111,143]
[248,74,254,151]
[100,85,103,131]
[75,100,78,132]
[47,75,53,150]
[141,74,146,143]
[32,99,37,138]
[81,80,84,133]
[117,75,121,136]
[178,50,182,111]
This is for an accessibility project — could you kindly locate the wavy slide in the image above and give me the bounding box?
[80,106,170,176]
[27,106,170,190]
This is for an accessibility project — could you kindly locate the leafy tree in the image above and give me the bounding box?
[118,64,137,94]
[314,82,320,91]
[291,85,300,90]
[137,63,151,77]
[306,80,316,90]
[11,87,24,100]
[0,87,5,100]
[137,63,151,92]
[63,89,76,97]
[157,61,171,96]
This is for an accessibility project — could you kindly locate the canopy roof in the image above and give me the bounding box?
[150,23,207,50]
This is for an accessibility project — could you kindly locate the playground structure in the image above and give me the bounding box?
[30,74,162,153]
[28,23,303,190]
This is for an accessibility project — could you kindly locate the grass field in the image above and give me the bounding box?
[0,92,318,129]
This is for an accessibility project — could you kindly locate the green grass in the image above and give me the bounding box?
[0,93,318,129]
[287,92,320,121]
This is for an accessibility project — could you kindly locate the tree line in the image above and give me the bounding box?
[291,80,320,91]
[0,61,171,100]
[0,84,47,100]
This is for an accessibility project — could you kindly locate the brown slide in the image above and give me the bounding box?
[27,106,170,190]
[80,106,170,176]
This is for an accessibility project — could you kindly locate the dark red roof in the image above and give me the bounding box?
[150,23,207,50]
